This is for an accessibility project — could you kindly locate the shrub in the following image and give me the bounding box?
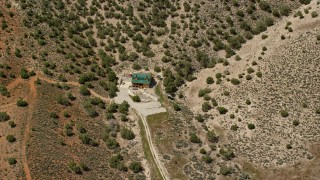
[129,162,143,173]
[230,78,240,85]
[207,130,219,143]
[131,95,141,102]
[121,128,135,140]
[195,114,204,123]
[0,112,10,121]
[57,96,70,106]
[220,166,233,176]
[248,123,255,130]
[299,0,311,5]
[217,107,228,114]
[286,144,293,149]
[154,66,161,72]
[280,110,289,117]
[246,75,252,80]
[245,99,251,105]
[68,161,82,174]
[293,120,300,126]
[206,77,214,84]
[311,11,318,18]
[199,148,206,154]
[17,99,28,107]
[231,124,239,131]
[80,85,91,96]
[8,121,16,128]
[198,88,212,97]
[7,157,17,165]
[203,155,213,163]
[6,135,16,143]
[190,133,201,143]
[280,5,291,16]
[20,68,29,79]
[49,112,59,119]
[202,102,212,112]
[85,107,98,117]
[259,1,272,12]
[109,154,127,171]
[219,148,235,160]
[173,103,181,111]
[247,67,255,74]
[261,34,268,39]
[256,71,262,78]
[118,101,130,114]
[105,138,119,149]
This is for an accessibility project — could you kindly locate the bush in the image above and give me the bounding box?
[49,112,59,119]
[195,114,204,123]
[245,99,251,105]
[199,148,206,154]
[0,112,10,122]
[109,154,127,171]
[68,161,82,174]
[8,121,16,128]
[220,166,233,176]
[299,0,311,5]
[206,77,214,84]
[286,144,293,149]
[248,123,255,130]
[280,110,289,117]
[217,107,228,114]
[259,1,272,12]
[231,124,239,131]
[219,148,235,160]
[198,88,212,97]
[154,66,161,72]
[6,135,16,143]
[118,101,130,114]
[293,120,300,126]
[80,85,91,96]
[173,103,181,111]
[261,34,268,39]
[20,68,29,79]
[131,95,141,102]
[121,128,135,140]
[207,130,219,143]
[129,162,143,173]
[57,96,70,106]
[203,155,213,164]
[230,78,240,85]
[202,102,212,112]
[311,11,318,18]
[7,157,17,165]
[256,71,262,78]
[190,133,201,143]
[17,99,28,107]
[246,75,252,80]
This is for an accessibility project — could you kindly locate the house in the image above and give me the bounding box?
[131,73,152,88]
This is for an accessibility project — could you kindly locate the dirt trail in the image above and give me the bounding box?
[21,76,37,180]
[140,114,169,180]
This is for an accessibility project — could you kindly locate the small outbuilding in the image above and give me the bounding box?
[131,73,152,88]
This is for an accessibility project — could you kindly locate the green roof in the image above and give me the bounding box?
[132,73,151,85]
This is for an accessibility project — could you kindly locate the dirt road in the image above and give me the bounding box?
[115,84,169,180]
